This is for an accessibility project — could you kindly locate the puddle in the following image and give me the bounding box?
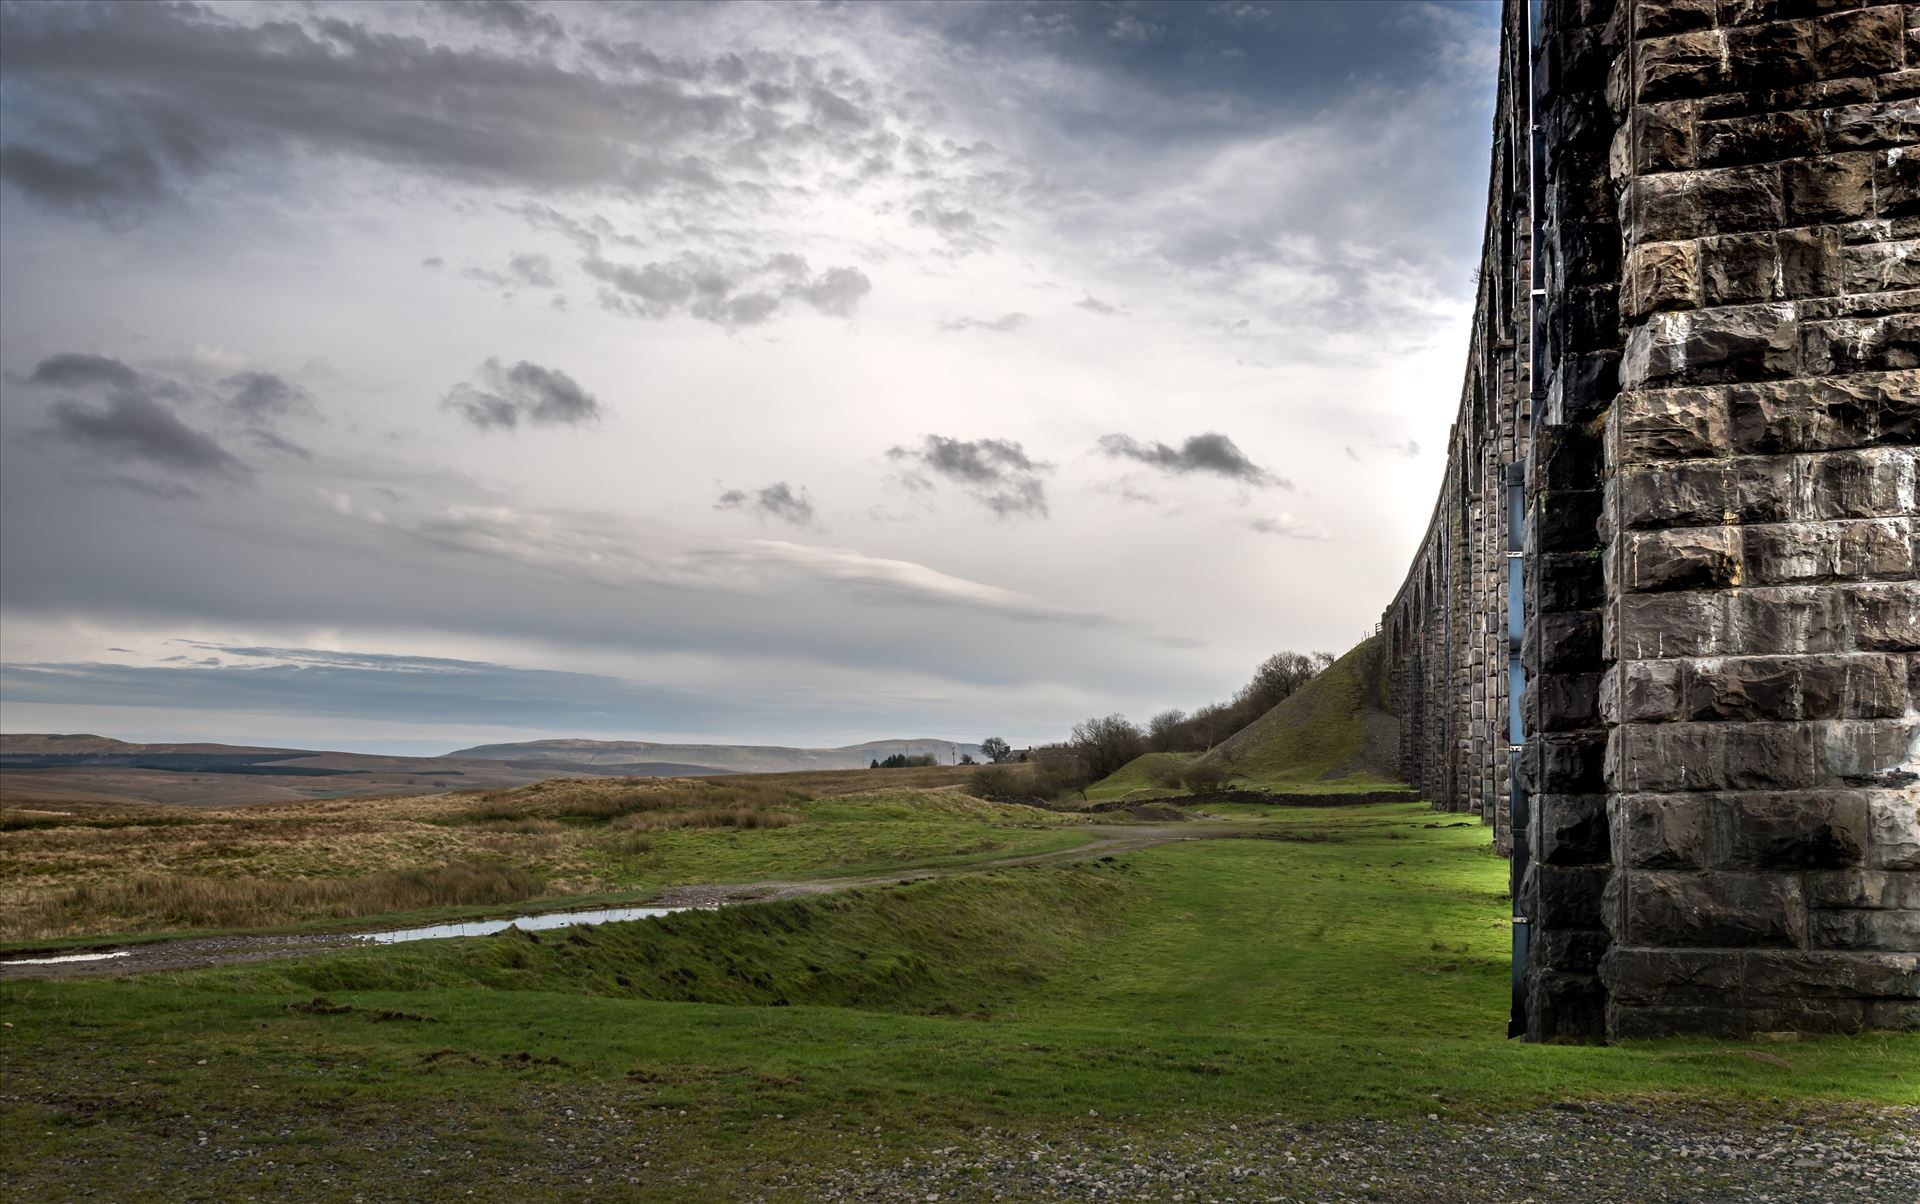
[3,950,133,966]
[358,905,694,945]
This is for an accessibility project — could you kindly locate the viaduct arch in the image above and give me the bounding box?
[1382,0,1918,1040]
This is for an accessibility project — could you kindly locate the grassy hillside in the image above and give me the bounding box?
[4,803,1914,1199]
[1197,634,1400,792]
[1082,751,1197,802]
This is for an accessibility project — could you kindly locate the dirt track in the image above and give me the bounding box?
[0,821,1235,981]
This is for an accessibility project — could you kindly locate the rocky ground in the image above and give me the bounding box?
[6,1092,1913,1202]
[808,1104,1920,1202]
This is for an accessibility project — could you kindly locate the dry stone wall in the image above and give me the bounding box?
[1381,0,1918,1041]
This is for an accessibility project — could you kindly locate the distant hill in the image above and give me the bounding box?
[446,738,984,774]
[0,733,982,808]
[1197,635,1401,789]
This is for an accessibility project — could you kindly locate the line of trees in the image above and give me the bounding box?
[1143,650,1335,755]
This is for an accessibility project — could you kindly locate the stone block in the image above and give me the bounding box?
[1729,584,1848,654]
[1696,110,1819,167]
[1600,947,1740,1006]
[1743,948,1920,998]
[1613,658,1685,722]
[1624,240,1701,316]
[1621,305,1798,389]
[1614,722,1816,792]
[1538,730,1609,793]
[1879,146,1920,218]
[1804,447,1919,521]
[1624,166,1784,242]
[1527,971,1608,1042]
[1605,1001,1755,1039]
[1741,518,1915,584]
[1776,226,1843,297]
[1529,863,1611,929]
[1535,670,1604,730]
[1614,869,1807,946]
[1614,460,1732,527]
[1535,488,1605,551]
[1806,869,1920,910]
[1841,239,1920,293]
[1731,456,1794,521]
[1616,385,1730,460]
[1810,908,1920,950]
[1535,792,1611,866]
[1714,790,1871,869]
[1612,791,1710,869]
[1534,609,1606,673]
[1869,791,1920,869]
[1633,0,1716,37]
[1626,524,1742,590]
[1533,551,1608,611]
[1699,232,1780,305]
[1725,371,1914,452]
[1812,6,1907,79]
[1727,18,1821,91]
[1529,926,1611,973]
[1866,999,1920,1028]
[1632,100,1698,173]
[1614,589,1726,658]
[1635,30,1732,102]
[1824,98,1920,151]
[1784,154,1876,223]
[1803,314,1920,374]
[1817,719,1920,787]
[1843,581,1920,652]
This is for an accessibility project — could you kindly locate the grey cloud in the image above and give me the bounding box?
[887,435,1051,519]
[421,256,445,269]
[1248,513,1328,540]
[445,358,602,431]
[1098,432,1287,488]
[45,392,249,485]
[434,0,566,42]
[938,312,1028,333]
[584,252,870,326]
[716,482,818,528]
[28,352,143,392]
[909,199,992,253]
[0,3,926,222]
[243,428,313,460]
[508,252,557,287]
[223,371,313,421]
[1075,294,1121,315]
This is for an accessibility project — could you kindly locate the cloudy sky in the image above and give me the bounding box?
[0,0,1499,754]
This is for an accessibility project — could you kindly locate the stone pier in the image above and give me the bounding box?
[1381,0,1918,1041]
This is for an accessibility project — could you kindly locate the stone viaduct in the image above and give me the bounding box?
[1381,0,1917,1041]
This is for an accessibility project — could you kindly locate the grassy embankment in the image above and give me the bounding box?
[0,768,1089,943]
[3,800,1914,1199]
[1087,636,1405,801]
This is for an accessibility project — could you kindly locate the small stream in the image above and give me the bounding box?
[0,904,705,971]
[358,904,694,944]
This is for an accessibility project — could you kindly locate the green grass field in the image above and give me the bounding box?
[4,801,1912,1199]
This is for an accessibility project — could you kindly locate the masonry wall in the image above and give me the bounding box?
[1382,0,1919,1041]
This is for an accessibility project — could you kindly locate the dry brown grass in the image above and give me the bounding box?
[0,765,1031,941]
[12,861,544,941]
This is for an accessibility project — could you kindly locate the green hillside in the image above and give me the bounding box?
[1196,635,1401,792]
[1081,751,1198,802]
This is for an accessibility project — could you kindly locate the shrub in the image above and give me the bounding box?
[1181,762,1233,794]
[967,763,1031,802]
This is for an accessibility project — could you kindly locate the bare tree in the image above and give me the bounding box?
[1069,714,1145,780]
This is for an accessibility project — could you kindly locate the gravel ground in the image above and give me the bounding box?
[805,1104,1920,1203]
[9,1092,1911,1202]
